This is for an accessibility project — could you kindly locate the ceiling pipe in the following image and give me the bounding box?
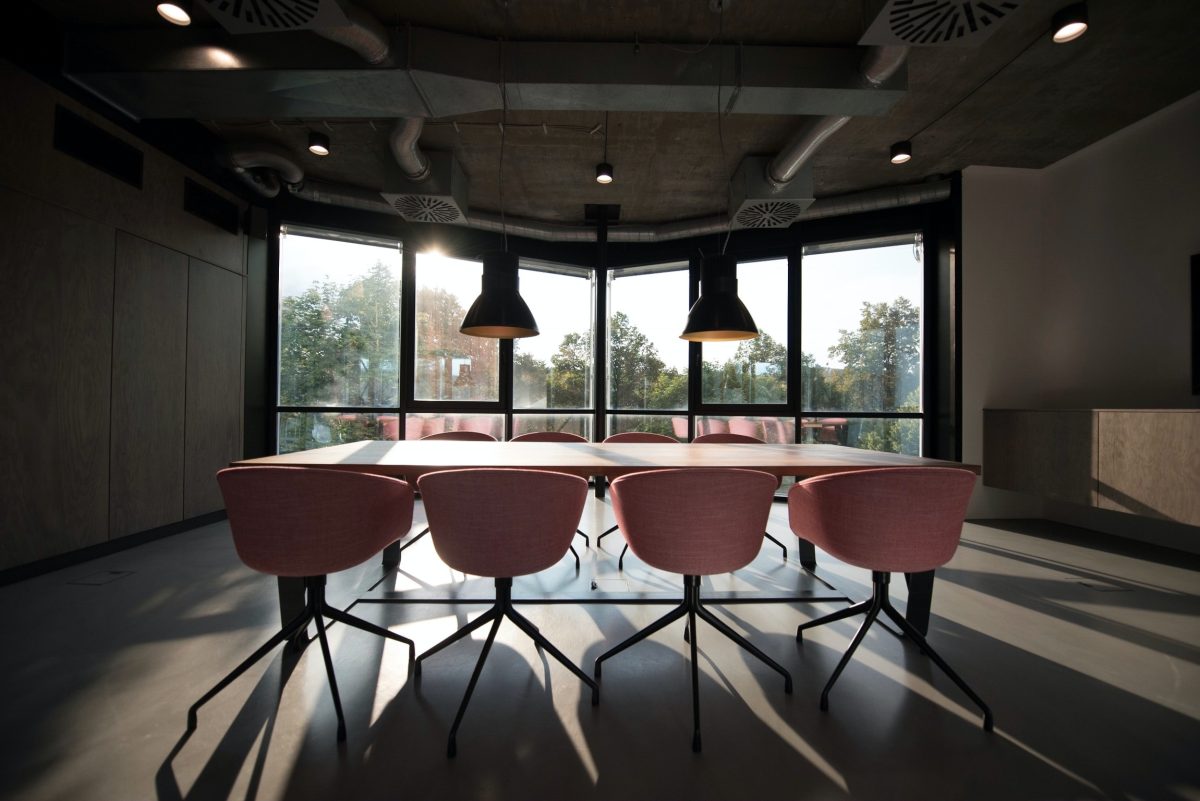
[228,142,304,198]
[390,118,432,181]
[767,45,909,189]
[310,1,390,65]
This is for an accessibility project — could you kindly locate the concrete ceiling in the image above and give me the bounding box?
[32,0,1200,225]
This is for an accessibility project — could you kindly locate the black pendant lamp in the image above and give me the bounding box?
[459,251,539,338]
[680,254,758,342]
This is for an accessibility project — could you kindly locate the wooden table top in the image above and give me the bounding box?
[233,441,980,480]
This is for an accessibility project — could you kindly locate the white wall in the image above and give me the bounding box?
[962,90,1200,536]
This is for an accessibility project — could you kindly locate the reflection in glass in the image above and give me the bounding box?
[694,415,796,443]
[511,414,592,440]
[513,266,594,409]
[278,232,400,407]
[414,253,500,401]
[801,236,923,414]
[606,414,684,441]
[277,412,396,455]
[701,258,788,405]
[608,266,689,410]
[405,413,504,440]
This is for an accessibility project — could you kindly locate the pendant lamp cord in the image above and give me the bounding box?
[498,36,508,253]
[715,5,732,255]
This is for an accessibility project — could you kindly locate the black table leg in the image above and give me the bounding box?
[796,538,817,570]
[277,576,308,650]
[904,569,935,636]
[381,541,400,569]
[594,475,606,499]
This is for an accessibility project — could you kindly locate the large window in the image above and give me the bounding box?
[800,234,924,454]
[607,264,689,411]
[277,228,401,453]
[513,262,595,411]
[414,253,499,401]
[701,257,789,405]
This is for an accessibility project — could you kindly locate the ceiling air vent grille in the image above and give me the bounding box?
[391,195,463,224]
[199,0,346,33]
[860,0,1022,47]
[735,201,805,229]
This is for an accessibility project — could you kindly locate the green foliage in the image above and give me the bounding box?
[701,331,788,404]
[607,311,687,409]
[827,297,920,413]
[413,285,499,400]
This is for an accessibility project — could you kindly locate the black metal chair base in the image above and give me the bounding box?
[594,575,793,752]
[797,570,994,731]
[415,577,598,757]
[187,575,415,742]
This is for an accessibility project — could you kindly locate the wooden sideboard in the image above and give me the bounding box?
[983,409,1200,527]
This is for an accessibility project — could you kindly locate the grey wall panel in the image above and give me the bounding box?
[0,186,114,570]
[185,259,244,517]
[1097,411,1200,527]
[982,409,1097,506]
[110,231,188,538]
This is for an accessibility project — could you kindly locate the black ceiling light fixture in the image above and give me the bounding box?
[156,0,192,26]
[460,39,539,340]
[1052,3,1089,43]
[890,140,912,164]
[595,112,614,184]
[308,130,330,156]
[681,253,759,342]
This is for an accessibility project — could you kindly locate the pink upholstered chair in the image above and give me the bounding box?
[394,429,497,564]
[189,467,416,742]
[692,432,789,562]
[510,430,591,556]
[593,468,792,752]
[788,467,992,730]
[414,469,597,757]
[728,416,762,439]
[593,431,678,568]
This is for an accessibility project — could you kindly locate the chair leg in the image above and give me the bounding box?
[415,608,499,677]
[187,606,311,731]
[575,528,590,547]
[819,600,881,712]
[506,607,598,703]
[446,613,503,758]
[882,601,994,731]
[568,543,581,570]
[687,602,702,753]
[312,609,347,742]
[796,598,874,641]
[324,605,416,651]
[796,538,817,570]
[594,601,689,685]
[595,524,619,545]
[617,542,630,571]
[764,531,788,561]
[696,604,792,693]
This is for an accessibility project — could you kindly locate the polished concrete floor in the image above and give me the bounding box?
[1,498,1197,801]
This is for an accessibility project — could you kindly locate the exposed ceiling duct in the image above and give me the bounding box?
[308,1,391,65]
[390,117,432,182]
[227,142,305,198]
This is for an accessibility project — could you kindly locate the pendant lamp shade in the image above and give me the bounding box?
[680,254,758,342]
[460,251,540,338]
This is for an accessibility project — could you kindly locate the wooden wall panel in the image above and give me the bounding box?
[185,259,244,517]
[110,232,188,538]
[982,409,1097,506]
[1097,411,1200,526]
[0,186,114,570]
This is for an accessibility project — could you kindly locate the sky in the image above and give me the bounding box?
[278,230,923,372]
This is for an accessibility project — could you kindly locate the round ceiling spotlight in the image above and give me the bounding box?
[595,162,614,185]
[890,141,912,165]
[1052,3,1088,43]
[156,1,192,26]
[308,131,331,157]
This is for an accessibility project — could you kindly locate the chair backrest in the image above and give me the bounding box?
[603,431,677,444]
[510,431,587,443]
[788,467,976,573]
[692,432,763,444]
[417,469,587,578]
[461,416,500,437]
[610,468,778,576]
[728,417,763,438]
[696,418,728,436]
[422,430,497,442]
[217,467,414,578]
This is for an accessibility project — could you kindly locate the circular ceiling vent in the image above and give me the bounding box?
[887,0,1021,45]
[392,195,463,224]
[199,0,333,32]
[735,201,804,229]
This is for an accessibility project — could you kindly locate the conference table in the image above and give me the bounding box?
[233,440,980,636]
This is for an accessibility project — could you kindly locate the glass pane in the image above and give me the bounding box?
[414,253,500,401]
[606,414,684,441]
[511,414,593,440]
[816,417,922,455]
[608,266,689,410]
[801,236,923,413]
[277,412,397,454]
[278,232,400,407]
[694,415,796,443]
[405,413,504,440]
[701,258,788,404]
[514,266,595,409]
